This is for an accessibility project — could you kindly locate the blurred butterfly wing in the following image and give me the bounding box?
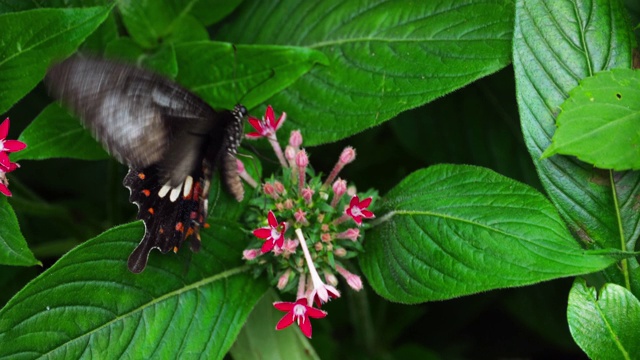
[45,55,217,186]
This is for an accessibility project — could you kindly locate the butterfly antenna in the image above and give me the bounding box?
[232,44,239,104]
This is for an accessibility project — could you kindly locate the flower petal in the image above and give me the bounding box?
[3,140,26,152]
[253,228,271,239]
[305,306,328,319]
[361,210,374,218]
[274,112,286,130]
[0,183,11,197]
[267,211,278,227]
[349,195,360,208]
[265,105,275,126]
[261,240,275,253]
[273,301,295,312]
[245,132,263,139]
[247,117,263,132]
[275,312,295,330]
[0,118,9,139]
[359,197,372,208]
[298,316,313,338]
[0,152,9,168]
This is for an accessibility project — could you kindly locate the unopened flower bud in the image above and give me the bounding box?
[289,130,303,148]
[334,248,347,257]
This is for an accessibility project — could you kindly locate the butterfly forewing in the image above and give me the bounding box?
[46,55,246,273]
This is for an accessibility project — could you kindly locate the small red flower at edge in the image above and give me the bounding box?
[0,118,27,168]
[253,210,286,253]
[0,161,19,197]
[345,195,375,225]
[274,298,327,338]
[246,105,286,139]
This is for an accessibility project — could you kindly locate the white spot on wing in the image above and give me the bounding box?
[170,184,182,202]
[183,176,193,198]
[159,183,171,198]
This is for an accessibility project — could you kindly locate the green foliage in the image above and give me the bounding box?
[543,69,640,170]
[0,0,638,359]
[361,164,624,303]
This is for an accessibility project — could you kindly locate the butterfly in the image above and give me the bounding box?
[46,55,246,273]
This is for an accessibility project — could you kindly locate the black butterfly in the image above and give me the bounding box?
[46,55,246,273]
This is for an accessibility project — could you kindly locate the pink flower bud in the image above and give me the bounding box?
[295,149,309,168]
[277,269,291,290]
[321,224,329,232]
[273,181,285,194]
[324,272,338,286]
[314,242,323,251]
[242,249,260,260]
[339,146,356,164]
[337,228,360,241]
[321,233,332,243]
[332,179,347,197]
[294,209,308,224]
[302,187,314,203]
[336,265,362,291]
[289,130,303,148]
[284,199,294,210]
[334,248,347,257]
[263,182,276,196]
[285,145,297,163]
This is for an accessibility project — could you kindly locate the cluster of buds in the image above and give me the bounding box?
[239,106,377,338]
[0,118,26,197]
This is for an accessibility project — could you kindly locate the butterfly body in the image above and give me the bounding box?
[46,56,246,273]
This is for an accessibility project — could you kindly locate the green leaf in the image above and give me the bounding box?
[0,220,267,359]
[0,197,40,267]
[12,103,108,162]
[217,0,514,145]
[105,37,179,77]
[0,6,112,114]
[189,0,243,26]
[360,164,621,303]
[230,289,320,360]
[174,41,328,110]
[513,0,640,289]
[118,0,206,48]
[542,69,640,170]
[567,278,640,360]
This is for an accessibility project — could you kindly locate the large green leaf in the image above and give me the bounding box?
[542,69,640,170]
[0,220,267,359]
[12,103,108,162]
[118,0,207,48]
[0,6,111,114]
[513,0,640,291]
[217,0,514,145]
[567,278,640,360]
[0,197,40,267]
[174,41,328,110]
[360,164,622,303]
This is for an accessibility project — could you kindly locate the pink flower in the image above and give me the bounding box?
[0,161,19,197]
[337,228,360,241]
[336,265,363,291]
[274,298,327,338]
[346,195,375,226]
[289,130,303,148]
[242,249,260,260]
[246,105,286,139]
[253,211,287,253]
[0,118,26,169]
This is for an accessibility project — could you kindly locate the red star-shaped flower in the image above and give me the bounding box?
[274,298,327,338]
[253,210,287,253]
[246,105,286,139]
[345,195,375,225]
[0,161,19,197]
[0,118,27,168]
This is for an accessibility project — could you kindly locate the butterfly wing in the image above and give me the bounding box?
[46,56,247,273]
[45,55,217,186]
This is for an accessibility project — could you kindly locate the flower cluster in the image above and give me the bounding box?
[0,118,26,197]
[241,106,377,338]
